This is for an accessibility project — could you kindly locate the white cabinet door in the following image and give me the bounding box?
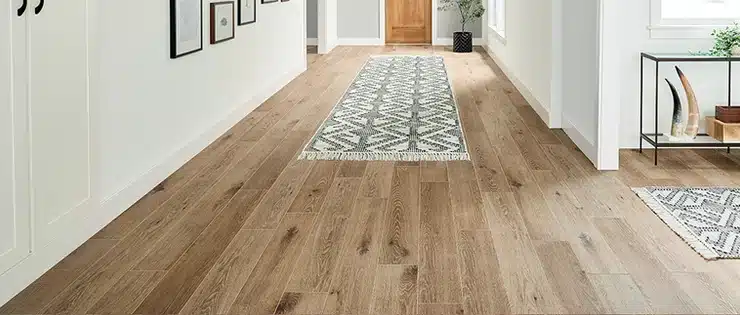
[0,0,31,274]
[28,0,91,246]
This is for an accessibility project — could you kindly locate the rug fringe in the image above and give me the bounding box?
[632,188,721,260]
[298,151,470,162]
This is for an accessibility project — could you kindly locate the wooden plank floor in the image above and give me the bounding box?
[3,46,740,315]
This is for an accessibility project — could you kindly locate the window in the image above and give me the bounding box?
[651,0,740,38]
[488,0,506,40]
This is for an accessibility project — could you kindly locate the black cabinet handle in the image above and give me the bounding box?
[17,0,27,16]
[34,0,43,14]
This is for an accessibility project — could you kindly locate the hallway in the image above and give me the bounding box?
[2,46,740,315]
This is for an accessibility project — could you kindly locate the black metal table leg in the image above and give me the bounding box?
[654,60,659,165]
[640,56,645,154]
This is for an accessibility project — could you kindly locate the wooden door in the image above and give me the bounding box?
[0,0,31,274]
[28,0,92,246]
[386,0,432,44]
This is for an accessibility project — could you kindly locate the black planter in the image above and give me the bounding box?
[453,31,473,53]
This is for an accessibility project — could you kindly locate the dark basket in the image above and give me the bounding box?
[453,32,473,53]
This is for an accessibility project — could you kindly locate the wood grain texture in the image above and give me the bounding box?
[456,230,510,315]
[275,292,329,315]
[418,183,461,304]
[133,189,265,314]
[483,193,564,314]
[379,167,420,265]
[4,46,740,315]
[227,213,316,315]
[417,304,465,315]
[358,161,394,198]
[322,198,387,315]
[87,270,165,315]
[446,161,488,231]
[288,161,340,213]
[535,241,605,314]
[588,274,652,315]
[287,178,362,292]
[420,161,447,183]
[369,265,418,315]
[594,218,701,314]
[179,229,273,315]
[241,159,316,230]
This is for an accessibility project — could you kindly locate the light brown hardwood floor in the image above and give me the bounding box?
[2,46,740,315]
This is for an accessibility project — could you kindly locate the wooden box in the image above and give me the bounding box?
[716,106,740,123]
[706,116,740,141]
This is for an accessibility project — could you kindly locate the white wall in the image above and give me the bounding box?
[307,0,318,40]
[485,0,554,126]
[560,0,600,161]
[603,0,740,149]
[318,0,338,53]
[0,0,307,306]
[338,0,382,40]
[94,0,307,216]
[336,0,484,44]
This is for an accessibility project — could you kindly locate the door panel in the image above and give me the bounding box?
[0,0,31,274]
[29,0,91,245]
[386,0,432,44]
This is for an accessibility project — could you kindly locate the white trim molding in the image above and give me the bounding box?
[336,38,385,46]
[306,38,318,46]
[483,46,551,128]
[0,64,307,306]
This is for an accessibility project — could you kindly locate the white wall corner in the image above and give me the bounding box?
[318,0,338,54]
[596,0,620,171]
[549,0,563,129]
[562,116,598,164]
[483,45,552,128]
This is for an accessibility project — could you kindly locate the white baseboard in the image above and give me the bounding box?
[336,38,385,46]
[433,38,485,46]
[306,38,318,46]
[482,45,551,128]
[0,64,307,307]
[562,116,598,167]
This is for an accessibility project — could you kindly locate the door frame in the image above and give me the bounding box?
[380,0,437,45]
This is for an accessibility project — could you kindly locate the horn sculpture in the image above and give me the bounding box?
[665,79,684,138]
[675,66,699,138]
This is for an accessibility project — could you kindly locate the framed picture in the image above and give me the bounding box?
[210,1,235,44]
[170,0,203,59]
[262,0,278,3]
[238,0,256,25]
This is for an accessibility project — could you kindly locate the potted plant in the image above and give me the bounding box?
[439,0,485,53]
[693,23,740,56]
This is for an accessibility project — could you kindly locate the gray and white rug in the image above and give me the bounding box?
[633,187,740,260]
[298,55,469,161]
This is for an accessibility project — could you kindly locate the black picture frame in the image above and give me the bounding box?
[262,0,278,3]
[238,0,256,25]
[170,0,203,59]
[210,1,236,44]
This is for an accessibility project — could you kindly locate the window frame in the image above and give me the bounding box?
[649,0,740,38]
[488,0,506,42]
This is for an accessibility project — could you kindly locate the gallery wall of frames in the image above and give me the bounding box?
[171,0,290,58]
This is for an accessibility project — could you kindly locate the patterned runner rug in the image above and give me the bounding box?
[298,55,469,161]
[633,187,740,260]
